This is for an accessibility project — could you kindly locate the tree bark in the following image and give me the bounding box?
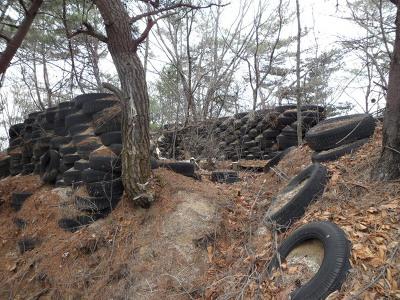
[0,0,43,74]
[371,2,400,180]
[295,0,303,145]
[94,0,151,201]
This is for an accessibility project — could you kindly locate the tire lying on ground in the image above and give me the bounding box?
[40,150,60,184]
[266,221,351,300]
[211,170,239,183]
[157,161,195,177]
[11,192,33,211]
[100,131,122,146]
[312,138,369,163]
[264,146,295,172]
[305,114,375,151]
[264,163,328,228]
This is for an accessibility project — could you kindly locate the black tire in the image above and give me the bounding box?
[89,151,121,173]
[9,123,24,139]
[248,128,258,138]
[75,195,121,212]
[50,136,72,149]
[301,104,325,112]
[305,114,376,151]
[58,215,95,232]
[100,131,122,146]
[72,133,95,145]
[63,168,82,185]
[264,146,295,172]
[109,144,122,156]
[21,163,35,175]
[65,112,91,128]
[11,192,33,211]
[264,163,328,227]
[76,138,102,153]
[81,168,116,183]
[55,107,74,120]
[40,150,60,183]
[263,128,280,139]
[158,161,195,177]
[312,138,369,163]
[63,153,80,165]
[54,126,68,136]
[59,162,74,173]
[74,93,113,109]
[68,123,91,136]
[283,109,298,118]
[59,144,76,155]
[86,178,123,198]
[267,221,351,300]
[278,114,296,126]
[82,98,119,114]
[211,170,239,183]
[94,117,121,135]
[277,134,298,150]
[58,101,73,109]
[74,159,90,171]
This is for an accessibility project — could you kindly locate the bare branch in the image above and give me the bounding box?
[68,22,108,43]
[0,33,10,42]
[130,2,227,24]
[133,17,155,50]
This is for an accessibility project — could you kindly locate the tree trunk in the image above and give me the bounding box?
[295,0,302,145]
[94,0,151,200]
[0,0,43,74]
[371,2,400,180]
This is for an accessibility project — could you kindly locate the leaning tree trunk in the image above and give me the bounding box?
[95,0,151,199]
[371,2,400,180]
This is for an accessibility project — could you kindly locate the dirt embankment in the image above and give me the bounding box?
[0,125,398,299]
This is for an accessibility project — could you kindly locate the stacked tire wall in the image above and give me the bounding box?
[157,105,326,160]
[1,93,124,221]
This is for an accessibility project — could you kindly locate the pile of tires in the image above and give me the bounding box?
[157,105,325,161]
[305,114,375,163]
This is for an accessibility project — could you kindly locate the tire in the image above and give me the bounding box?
[277,134,298,150]
[76,137,102,153]
[58,215,95,232]
[11,192,33,211]
[264,146,296,172]
[65,112,91,128]
[300,104,325,112]
[21,163,34,175]
[211,170,239,183]
[40,150,60,183]
[267,221,351,300]
[50,136,72,149]
[86,178,123,198]
[63,168,82,185]
[81,168,116,183]
[89,151,121,173]
[109,144,122,156]
[278,114,296,126]
[68,123,90,135]
[59,144,76,155]
[82,98,119,114]
[100,131,122,146]
[74,159,90,171]
[312,138,369,163]
[44,110,57,123]
[55,107,74,120]
[248,128,258,138]
[59,162,74,173]
[263,128,280,139]
[305,114,376,151]
[9,123,24,139]
[74,93,113,109]
[283,109,298,118]
[54,127,68,136]
[275,105,297,113]
[72,133,95,145]
[158,161,195,177]
[75,195,121,212]
[58,101,73,109]
[63,153,80,165]
[94,117,121,135]
[264,163,328,227]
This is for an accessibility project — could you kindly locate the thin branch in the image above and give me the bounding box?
[130,2,227,24]
[0,33,10,42]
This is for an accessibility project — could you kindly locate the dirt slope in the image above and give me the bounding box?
[0,125,399,299]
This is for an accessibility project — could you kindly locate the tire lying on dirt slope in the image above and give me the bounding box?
[264,163,328,228]
[40,150,60,184]
[157,161,195,178]
[312,138,369,163]
[266,221,351,300]
[264,146,295,172]
[305,114,375,151]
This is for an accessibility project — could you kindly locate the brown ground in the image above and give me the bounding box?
[0,124,399,299]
